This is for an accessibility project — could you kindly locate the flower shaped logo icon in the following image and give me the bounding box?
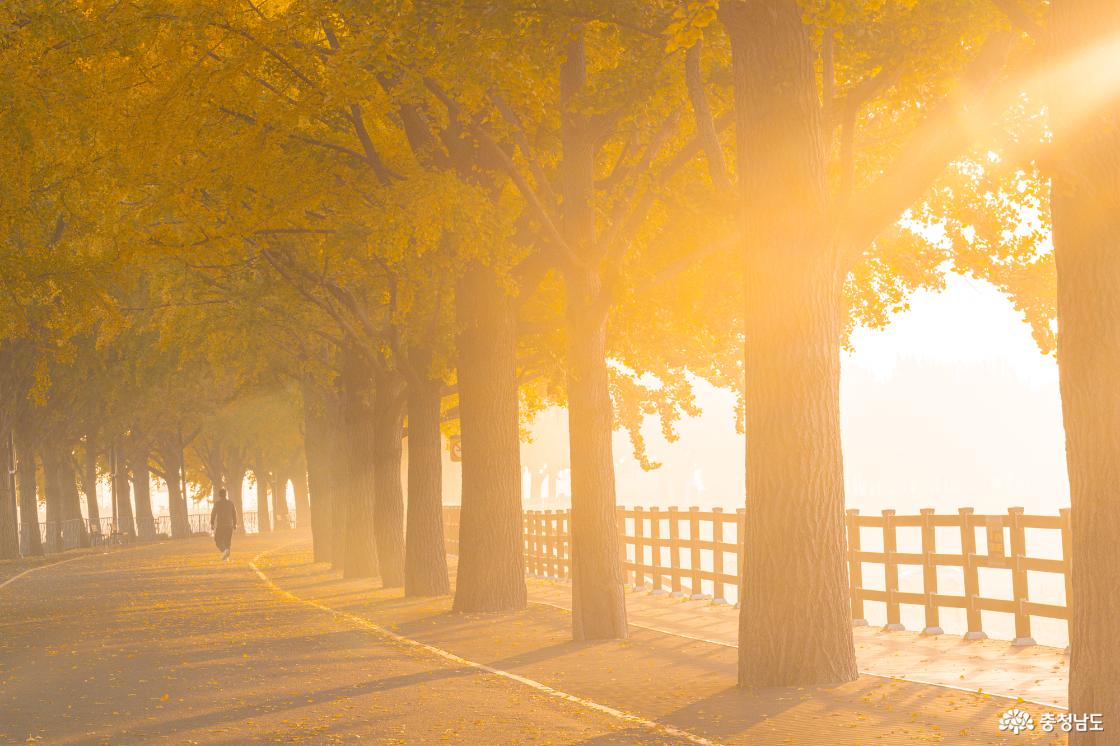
[999,708,1035,735]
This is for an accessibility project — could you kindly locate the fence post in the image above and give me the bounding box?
[635,506,650,591]
[668,506,683,597]
[959,507,987,640]
[1060,507,1072,655]
[882,509,904,631]
[711,508,728,605]
[1008,507,1036,646]
[649,507,666,595]
[919,508,943,635]
[689,506,705,600]
[543,510,554,578]
[846,509,868,626]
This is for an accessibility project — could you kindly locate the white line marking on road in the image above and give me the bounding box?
[0,553,94,590]
[250,546,718,746]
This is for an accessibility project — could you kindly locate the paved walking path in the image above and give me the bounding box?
[1,533,1068,744]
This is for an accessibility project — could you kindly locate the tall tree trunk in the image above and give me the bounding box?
[81,436,101,534]
[255,463,271,534]
[43,449,62,552]
[291,455,311,530]
[1051,1,1120,739]
[452,264,526,612]
[725,0,857,687]
[14,427,42,556]
[302,378,335,563]
[57,447,89,548]
[558,32,627,640]
[226,456,246,534]
[566,302,626,639]
[0,430,19,559]
[112,443,136,538]
[405,373,450,597]
[131,453,156,539]
[339,346,379,579]
[372,372,406,587]
[272,467,291,530]
[329,390,348,571]
[162,443,190,539]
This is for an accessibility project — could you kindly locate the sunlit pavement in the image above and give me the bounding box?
[524,573,1069,709]
[1,534,1068,744]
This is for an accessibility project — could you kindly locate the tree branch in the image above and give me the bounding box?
[838,32,1016,266]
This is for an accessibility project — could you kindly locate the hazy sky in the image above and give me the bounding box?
[523,273,1069,517]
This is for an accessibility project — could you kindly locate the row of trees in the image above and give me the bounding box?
[1,1,1115,739]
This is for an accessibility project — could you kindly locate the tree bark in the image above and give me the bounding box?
[566,292,627,639]
[452,264,526,612]
[405,374,450,597]
[112,443,136,539]
[372,372,406,587]
[290,454,311,530]
[43,449,63,552]
[130,453,156,539]
[158,438,190,539]
[0,431,19,559]
[254,463,271,534]
[558,32,627,640]
[329,390,348,571]
[81,436,101,534]
[725,0,858,688]
[302,378,335,563]
[272,467,291,530]
[59,447,89,548]
[228,468,246,533]
[1050,1,1120,739]
[339,346,379,579]
[14,426,42,556]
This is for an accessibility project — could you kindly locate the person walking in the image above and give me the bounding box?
[210,488,237,561]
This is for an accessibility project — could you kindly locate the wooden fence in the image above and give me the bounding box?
[441,505,1073,644]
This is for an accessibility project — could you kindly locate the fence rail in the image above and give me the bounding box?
[442,504,1073,644]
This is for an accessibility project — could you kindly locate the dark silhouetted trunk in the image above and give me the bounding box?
[15,427,42,556]
[255,463,271,534]
[59,448,89,548]
[372,372,406,588]
[1051,1,1120,739]
[226,454,246,534]
[227,465,245,533]
[339,346,379,579]
[159,440,190,539]
[0,431,18,559]
[291,456,311,530]
[452,264,526,612]
[329,395,348,570]
[725,0,857,687]
[131,453,156,539]
[302,378,336,562]
[81,436,101,533]
[112,443,135,538]
[405,373,450,597]
[43,449,63,552]
[272,468,291,530]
